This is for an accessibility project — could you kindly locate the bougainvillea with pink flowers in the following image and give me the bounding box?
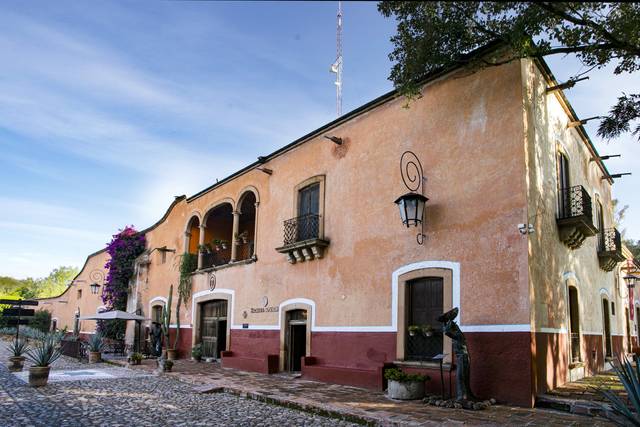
[98,226,146,338]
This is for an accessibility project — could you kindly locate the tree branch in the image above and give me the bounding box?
[536,3,640,55]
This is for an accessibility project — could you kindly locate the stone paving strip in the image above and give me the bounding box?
[0,341,358,426]
[123,358,616,426]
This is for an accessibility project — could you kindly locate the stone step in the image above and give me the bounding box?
[535,394,613,418]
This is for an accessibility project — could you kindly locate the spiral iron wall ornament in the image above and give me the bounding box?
[400,151,424,193]
[89,269,105,284]
[399,150,427,245]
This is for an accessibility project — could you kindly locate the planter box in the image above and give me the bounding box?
[387,380,425,400]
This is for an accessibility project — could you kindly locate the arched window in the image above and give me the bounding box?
[236,192,257,261]
[185,216,201,255]
[202,203,234,268]
[556,151,570,217]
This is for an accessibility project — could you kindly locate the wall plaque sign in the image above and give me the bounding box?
[250,306,279,314]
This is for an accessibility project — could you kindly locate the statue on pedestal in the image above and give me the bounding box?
[438,307,475,401]
[150,322,163,357]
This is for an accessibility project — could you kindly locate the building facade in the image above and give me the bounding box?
[39,53,638,407]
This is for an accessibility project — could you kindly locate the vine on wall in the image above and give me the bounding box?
[98,226,146,338]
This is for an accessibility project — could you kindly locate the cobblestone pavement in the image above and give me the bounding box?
[0,340,357,426]
[125,358,616,426]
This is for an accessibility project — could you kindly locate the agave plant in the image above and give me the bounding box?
[86,333,106,352]
[25,335,62,367]
[597,355,640,425]
[8,338,29,357]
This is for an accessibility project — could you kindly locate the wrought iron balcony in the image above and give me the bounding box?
[276,214,329,264]
[597,228,625,271]
[556,186,598,249]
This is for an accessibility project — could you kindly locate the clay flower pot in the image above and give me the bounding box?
[166,349,177,361]
[28,366,51,387]
[89,351,102,363]
[8,356,25,372]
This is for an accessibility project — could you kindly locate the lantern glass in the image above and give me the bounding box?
[624,275,638,289]
[90,283,100,295]
[394,193,428,228]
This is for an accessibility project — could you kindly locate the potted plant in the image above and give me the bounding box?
[25,334,62,387]
[8,338,29,372]
[408,325,421,337]
[129,352,143,365]
[235,231,249,245]
[157,357,173,372]
[198,243,212,254]
[191,344,203,362]
[422,324,434,337]
[385,368,427,400]
[86,333,105,363]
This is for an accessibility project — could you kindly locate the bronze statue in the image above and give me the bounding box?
[150,322,163,357]
[438,308,475,401]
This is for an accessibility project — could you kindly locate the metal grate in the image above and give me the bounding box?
[283,214,320,245]
[406,332,443,361]
[598,228,621,253]
[558,186,593,220]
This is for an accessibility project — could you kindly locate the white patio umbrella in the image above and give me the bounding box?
[78,310,148,321]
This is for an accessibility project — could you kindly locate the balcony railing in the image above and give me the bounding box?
[276,214,329,264]
[570,332,581,363]
[283,214,320,245]
[598,228,626,271]
[556,185,598,249]
[201,250,231,269]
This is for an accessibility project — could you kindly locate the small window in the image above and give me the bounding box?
[611,301,616,316]
[557,151,570,216]
[161,250,167,264]
[77,289,82,299]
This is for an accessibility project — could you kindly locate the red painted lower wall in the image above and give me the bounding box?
[170,327,192,358]
[222,328,535,407]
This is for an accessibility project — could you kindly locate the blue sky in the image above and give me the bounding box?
[1,1,639,279]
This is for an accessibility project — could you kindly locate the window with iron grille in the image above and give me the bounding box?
[406,277,443,360]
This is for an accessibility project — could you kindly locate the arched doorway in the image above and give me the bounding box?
[285,309,307,372]
[236,192,257,261]
[202,203,234,268]
[199,300,228,359]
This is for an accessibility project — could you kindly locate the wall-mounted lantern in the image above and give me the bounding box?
[395,151,428,245]
[395,193,428,227]
[624,274,638,289]
[90,282,101,295]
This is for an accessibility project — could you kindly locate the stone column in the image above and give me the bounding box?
[231,210,240,262]
[198,224,206,269]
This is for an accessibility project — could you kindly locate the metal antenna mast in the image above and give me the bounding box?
[330,1,343,116]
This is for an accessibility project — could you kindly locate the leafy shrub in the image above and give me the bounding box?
[130,352,143,363]
[384,367,427,383]
[28,309,52,333]
[191,344,203,360]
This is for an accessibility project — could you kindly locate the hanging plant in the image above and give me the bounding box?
[98,226,146,338]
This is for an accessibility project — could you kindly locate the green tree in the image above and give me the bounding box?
[378,2,640,140]
[35,266,79,298]
[625,239,640,258]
